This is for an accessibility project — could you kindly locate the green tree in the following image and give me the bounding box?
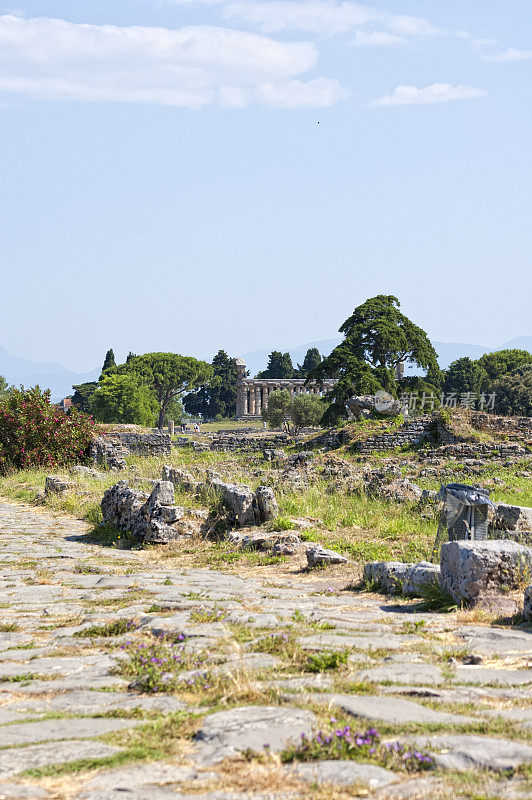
[443,357,486,397]
[99,349,116,381]
[493,365,532,417]
[91,374,158,425]
[71,381,98,413]
[477,349,532,390]
[311,295,438,423]
[122,353,212,429]
[296,348,322,378]
[0,375,14,400]
[261,389,292,428]
[290,393,325,433]
[184,350,238,419]
[257,351,295,379]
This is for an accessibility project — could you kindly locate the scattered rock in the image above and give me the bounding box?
[44,476,75,496]
[524,585,532,621]
[255,486,278,522]
[306,545,347,568]
[440,539,532,606]
[493,503,532,532]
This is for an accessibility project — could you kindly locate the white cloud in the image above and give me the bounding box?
[483,47,532,62]
[351,30,405,47]
[373,82,487,107]
[221,1,380,35]
[0,14,343,108]
[186,1,445,42]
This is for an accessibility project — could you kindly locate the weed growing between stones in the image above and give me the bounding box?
[280,724,434,772]
[75,618,140,637]
[74,563,104,574]
[117,637,203,692]
[189,604,227,623]
[305,649,350,673]
[0,622,18,632]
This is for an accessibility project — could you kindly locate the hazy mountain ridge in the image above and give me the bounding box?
[0,346,99,402]
[0,336,530,401]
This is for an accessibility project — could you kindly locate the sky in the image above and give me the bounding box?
[0,1,531,372]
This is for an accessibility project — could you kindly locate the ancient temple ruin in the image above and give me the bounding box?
[235,358,337,419]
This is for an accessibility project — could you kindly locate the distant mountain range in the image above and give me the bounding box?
[0,346,99,402]
[1,336,531,401]
[241,336,532,377]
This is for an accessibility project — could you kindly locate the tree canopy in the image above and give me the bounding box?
[493,365,532,417]
[99,349,116,381]
[122,353,212,429]
[184,350,238,419]
[311,295,438,423]
[296,348,322,378]
[257,351,295,379]
[91,373,158,426]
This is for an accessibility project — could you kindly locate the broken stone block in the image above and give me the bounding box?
[255,486,278,522]
[306,544,347,568]
[493,503,532,532]
[161,465,198,493]
[363,561,412,594]
[208,476,258,527]
[440,539,532,606]
[524,586,532,621]
[402,562,441,598]
[44,476,75,496]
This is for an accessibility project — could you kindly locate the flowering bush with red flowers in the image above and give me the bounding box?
[0,387,94,474]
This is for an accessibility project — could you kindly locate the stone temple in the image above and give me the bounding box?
[235,359,337,419]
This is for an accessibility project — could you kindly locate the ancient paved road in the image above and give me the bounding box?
[0,501,531,800]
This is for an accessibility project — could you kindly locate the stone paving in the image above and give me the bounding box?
[0,501,532,799]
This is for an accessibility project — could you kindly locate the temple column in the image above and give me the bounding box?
[243,385,249,415]
[255,386,262,416]
[235,358,247,418]
[249,387,255,415]
[263,385,269,410]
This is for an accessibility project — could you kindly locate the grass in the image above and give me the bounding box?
[1,438,531,568]
[0,623,19,632]
[74,619,140,638]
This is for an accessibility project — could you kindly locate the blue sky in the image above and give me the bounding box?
[0,1,531,371]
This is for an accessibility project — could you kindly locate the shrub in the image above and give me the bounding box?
[0,387,94,474]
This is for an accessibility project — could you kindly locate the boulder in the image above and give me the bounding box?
[70,466,105,480]
[306,544,347,568]
[255,486,278,522]
[208,476,258,527]
[363,561,412,594]
[44,476,75,496]
[101,480,208,544]
[524,586,532,622]
[440,539,532,605]
[493,503,532,532]
[161,466,199,493]
[402,562,441,598]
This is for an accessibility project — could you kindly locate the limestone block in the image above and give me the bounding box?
[402,562,441,598]
[494,503,532,532]
[363,561,412,594]
[44,476,75,496]
[306,544,347,568]
[524,586,532,621]
[255,486,278,522]
[440,539,532,605]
